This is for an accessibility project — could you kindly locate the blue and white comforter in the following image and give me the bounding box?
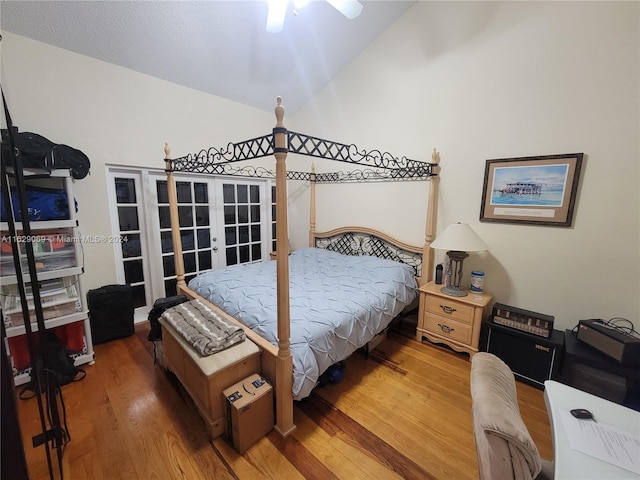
[188,247,417,400]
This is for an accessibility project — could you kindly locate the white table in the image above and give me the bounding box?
[544,380,640,479]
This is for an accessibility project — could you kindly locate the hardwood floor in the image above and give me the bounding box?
[15,320,553,479]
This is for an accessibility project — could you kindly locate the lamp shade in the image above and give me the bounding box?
[430,223,489,252]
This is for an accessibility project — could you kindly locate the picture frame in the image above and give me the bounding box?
[479,153,584,227]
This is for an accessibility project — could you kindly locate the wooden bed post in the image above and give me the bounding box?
[273,97,296,437]
[165,143,186,291]
[309,163,316,247]
[420,148,440,285]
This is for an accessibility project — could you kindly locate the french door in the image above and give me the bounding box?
[107,168,273,317]
[110,172,150,312]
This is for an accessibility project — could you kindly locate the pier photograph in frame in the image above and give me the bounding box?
[480,153,584,227]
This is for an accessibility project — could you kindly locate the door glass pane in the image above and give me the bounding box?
[238,185,248,203]
[162,255,175,277]
[251,205,260,222]
[158,206,171,229]
[122,233,141,258]
[238,206,249,224]
[224,206,236,225]
[225,226,236,245]
[223,184,235,203]
[252,244,262,261]
[197,229,210,248]
[184,252,196,273]
[195,206,209,226]
[156,181,168,203]
[161,231,173,253]
[198,251,211,271]
[239,245,250,263]
[239,225,249,244]
[124,259,144,283]
[131,285,146,309]
[251,225,260,241]
[181,230,195,251]
[194,183,208,203]
[226,247,237,265]
[176,182,192,203]
[250,185,259,203]
[118,206,139,231]
[165,278,177,297]
[178,206,193,227]
[115,178,137,203]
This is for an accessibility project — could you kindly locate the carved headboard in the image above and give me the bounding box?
[314,227,423,277]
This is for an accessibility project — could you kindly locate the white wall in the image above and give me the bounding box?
[0,32,274,293]
[294,1,640,332]
[2,1,638,334]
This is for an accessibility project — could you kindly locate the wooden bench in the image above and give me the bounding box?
[159,317,261,439]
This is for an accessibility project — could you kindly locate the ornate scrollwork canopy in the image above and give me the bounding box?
[167,130,437,183]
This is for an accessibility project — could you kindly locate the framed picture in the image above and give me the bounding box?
[480,153,584,227]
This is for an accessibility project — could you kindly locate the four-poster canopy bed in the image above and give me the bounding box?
[163,97,440,438]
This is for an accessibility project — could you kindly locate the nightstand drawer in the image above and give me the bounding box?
[424,314,472,345]
[425,295,474,324]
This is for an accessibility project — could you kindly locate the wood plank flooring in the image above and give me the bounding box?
[15,320,553,479]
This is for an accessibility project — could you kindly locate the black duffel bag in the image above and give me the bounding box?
[1,130,90,179]
[147,295,188,342]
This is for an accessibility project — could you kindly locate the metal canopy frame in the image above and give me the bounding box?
[167,130,438,183]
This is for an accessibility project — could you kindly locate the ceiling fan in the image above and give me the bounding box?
[266,0,364,33]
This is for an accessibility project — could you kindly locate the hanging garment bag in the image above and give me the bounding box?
[87,284,134,344]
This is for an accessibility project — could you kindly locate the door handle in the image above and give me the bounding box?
[212,246,219,252]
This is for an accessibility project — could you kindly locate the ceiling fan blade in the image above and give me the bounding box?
[326,0,363,19]
[266,0,288,33]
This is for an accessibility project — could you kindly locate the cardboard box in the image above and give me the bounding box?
[223,373,274,453]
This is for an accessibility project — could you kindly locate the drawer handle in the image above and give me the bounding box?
[438,323,455,333]
[440,305,457,314]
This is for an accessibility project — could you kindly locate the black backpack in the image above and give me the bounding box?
[20,330,86,399]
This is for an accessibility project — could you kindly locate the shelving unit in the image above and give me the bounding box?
[1,169,94,385]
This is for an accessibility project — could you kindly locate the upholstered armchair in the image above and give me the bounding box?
[470,352,554,480]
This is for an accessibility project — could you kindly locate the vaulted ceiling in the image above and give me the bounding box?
[1,1,415,113]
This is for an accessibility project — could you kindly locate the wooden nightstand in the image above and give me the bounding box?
[416,281,493,358]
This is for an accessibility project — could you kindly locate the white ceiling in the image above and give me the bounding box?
[1,1,415,113]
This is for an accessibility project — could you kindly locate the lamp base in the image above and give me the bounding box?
[440,285,468,297]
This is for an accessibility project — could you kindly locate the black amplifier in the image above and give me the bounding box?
[483,317,564,389]
[577,319,640,367]
[491,303,554,339]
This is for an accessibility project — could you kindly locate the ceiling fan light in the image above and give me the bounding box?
[266,0,288,33]
[326,0,363,19]
[266,0,362,33]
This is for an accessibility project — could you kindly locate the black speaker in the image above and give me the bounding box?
[483,318,565,389]
[561,330,640,408]
[87,284,134,344]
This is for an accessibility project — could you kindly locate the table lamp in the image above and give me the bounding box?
[430,222,489,297]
